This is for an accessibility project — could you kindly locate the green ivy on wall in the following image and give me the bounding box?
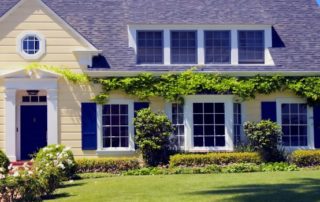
[26,64,320,105]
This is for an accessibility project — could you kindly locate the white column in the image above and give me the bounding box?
[5,89,17,161]
[231,29,238,65]
[225,99,234,151]
[97,105,103,150]
[164,29,171,65]
[47,89,58,145]
[197,29,205,65]
[184,99,193,151]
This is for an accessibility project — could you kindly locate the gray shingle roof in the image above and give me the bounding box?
[1,0,320,73]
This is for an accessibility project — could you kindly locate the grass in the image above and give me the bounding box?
[45,170,320,202]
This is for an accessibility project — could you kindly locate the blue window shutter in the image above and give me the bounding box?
[314,106,320,148]
[81,103,97,150]
[261,102,277,122]
[134,102,149,117]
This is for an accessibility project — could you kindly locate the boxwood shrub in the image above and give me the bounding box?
[169,152,262,167]
[0,150,10,174]
[291,150,320,167]
[76,158,140,173]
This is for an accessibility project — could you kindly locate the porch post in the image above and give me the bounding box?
[5,89,17,161]
[47,89,58,145]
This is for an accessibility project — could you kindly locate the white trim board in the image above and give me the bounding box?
[276,98,315,150]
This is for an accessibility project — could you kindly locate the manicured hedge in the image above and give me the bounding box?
[76,158,140,173]
[169,152,262,167]
[291,150,320,167]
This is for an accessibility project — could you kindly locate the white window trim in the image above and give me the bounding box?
[276,98,315,150]
[16,31,46,60]
[184,95,234,152]
[96,99,135,154]
[165,102,186,150]
[128,24,274,66]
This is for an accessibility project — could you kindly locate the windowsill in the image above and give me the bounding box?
[96,148,135,155]
[134,64,274,67]
[281,146,315,151]
[187,147,233,152]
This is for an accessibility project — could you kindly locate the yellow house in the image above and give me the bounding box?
[0,0,319,161]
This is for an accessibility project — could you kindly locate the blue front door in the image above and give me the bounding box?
[21,106,47,160]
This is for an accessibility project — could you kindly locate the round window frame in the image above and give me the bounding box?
[17,31,46,60]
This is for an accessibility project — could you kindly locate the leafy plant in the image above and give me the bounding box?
[243,120,284,162]
[134,108,174,166]
[0,150,9,174]
[34,144,76,179]
[76,158,140,173]
[291,150,320,167]
[224,163,260,173]
[169,152,262,167]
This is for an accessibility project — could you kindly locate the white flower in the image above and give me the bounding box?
[13,171,19,177]
[58,163,65,170]
[67,159,73,165]
[0,167,4,172]
[8,164,13,170]
[28,171,33,175]
[56,145,60,148]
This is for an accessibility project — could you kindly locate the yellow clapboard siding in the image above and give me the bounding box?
[60,133,81,140]
[0,45,79,54]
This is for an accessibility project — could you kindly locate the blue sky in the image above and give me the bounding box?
[317,0,320,5]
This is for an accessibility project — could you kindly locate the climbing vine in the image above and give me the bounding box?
[25,64,320,105]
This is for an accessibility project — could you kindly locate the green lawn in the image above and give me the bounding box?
[45,170,320,202]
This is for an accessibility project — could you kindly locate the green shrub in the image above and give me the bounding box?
[261,162,299,172]
[0,150,9,174]
[76,158,140,173]
[134,108,174,166]
[34,144,76,179]
[169,152,262,167]
[224,163,260,173]
[291,150,320,167]
[0,164,42,201]
[244,120,284,162]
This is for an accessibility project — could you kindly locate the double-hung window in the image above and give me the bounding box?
[137,31,163,64]
[171,103,185,148]
[102,104,129,148]
[281,103,308,147]
[205,31,231,64]
[193,103,225,147]
[233,103,242,146]
[171,31,197,64]
[238,30,265,64]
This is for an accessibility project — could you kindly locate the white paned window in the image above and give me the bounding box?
[281,103,308,147]
[171,103,185,148]
[193,103,225,147]
[17,32,46,60]
[102,104,129,148]
[233,103,242,146]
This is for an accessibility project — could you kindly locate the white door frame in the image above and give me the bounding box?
[4,70,59,161]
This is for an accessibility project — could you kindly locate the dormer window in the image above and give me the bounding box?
[171,31,197,64]
[238,30,265,64]
[137,31,163,64]
[205,31,231,64]
[129,25,273,65]
[17,31,46,60]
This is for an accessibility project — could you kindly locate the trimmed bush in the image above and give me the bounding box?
[244,120,284,162]
[224,163,260,173]
[169,152,262,167]
[76,158,140,173]
[34,144,76,179]
[0,150,10,174]
[134,108,174,166]
[291,150,320,167]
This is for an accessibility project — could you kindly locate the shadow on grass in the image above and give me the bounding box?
[60,182,86,189]
[42,193,72,200]
[189,178,320,202]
